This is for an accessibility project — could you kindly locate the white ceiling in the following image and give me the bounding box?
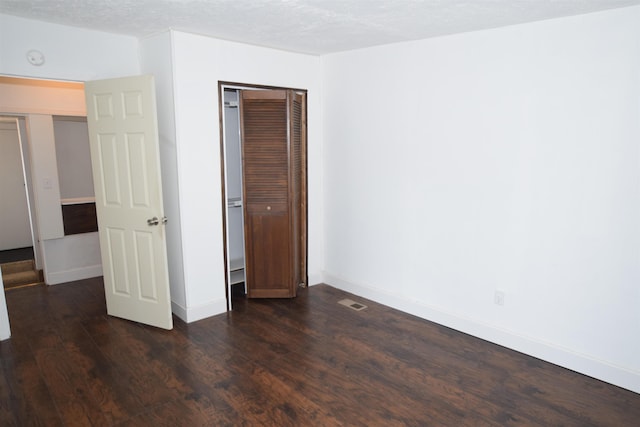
[1,0,639,55]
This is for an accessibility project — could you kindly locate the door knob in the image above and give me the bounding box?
[147,217,159,226]
[161,216,168,224]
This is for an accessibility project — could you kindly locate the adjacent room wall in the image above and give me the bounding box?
[25,113,102,284]
[322,6,640,393]
[53,116,94,200]
[169,31,324,321]
[0,77,87,116]
[24,114,64,242]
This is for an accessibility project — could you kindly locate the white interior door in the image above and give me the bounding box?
[84,75,172,330]
[0,119,33,251]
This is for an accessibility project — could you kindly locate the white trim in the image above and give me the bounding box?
[308,272,324,286]
[0,268,11,341]
[171,300,187,321]
[0,106,86,117]
[171,298,227,323]
[324,273,640,394]
[46,264,103,285]
[60,197,95,205]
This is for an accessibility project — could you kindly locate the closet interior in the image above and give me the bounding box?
[223,89,246,297]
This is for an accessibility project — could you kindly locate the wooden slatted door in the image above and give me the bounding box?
[240,89,306,298]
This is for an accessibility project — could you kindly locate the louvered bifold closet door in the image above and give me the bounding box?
[240,89,299,298]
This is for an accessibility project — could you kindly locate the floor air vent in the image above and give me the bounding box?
[338,298,368,311]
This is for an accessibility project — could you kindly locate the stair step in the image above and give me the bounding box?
[3,270,41,287]
[1,259,35,275]
[1,259,43,289]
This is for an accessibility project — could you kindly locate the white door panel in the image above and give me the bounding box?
[85,75,172,330]
[0,119,32,251]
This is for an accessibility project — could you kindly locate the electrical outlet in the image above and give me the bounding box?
[494,290,505,306]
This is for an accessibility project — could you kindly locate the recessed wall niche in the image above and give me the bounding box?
[53,116,97,235]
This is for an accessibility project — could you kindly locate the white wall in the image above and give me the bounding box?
[139,32,187,313]
[25,114,64,241]
[43,233,102,284]
[53,117,94,200]
[0,14,139,81]
[322,6,640,393]
[170,31,323,321]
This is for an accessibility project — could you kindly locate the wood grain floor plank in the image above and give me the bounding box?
[0,355,20,427]
[28,326,111,427]
[57,320,145,424]
[1,280,639,426]
[0,338,65,426]
[81,317,179,410]
[321,321,550,424]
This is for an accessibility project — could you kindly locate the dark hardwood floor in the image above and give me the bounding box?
[1,278,638,426]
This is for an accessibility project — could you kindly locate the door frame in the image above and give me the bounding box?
[217,81,308,309]
[0,116,39,267]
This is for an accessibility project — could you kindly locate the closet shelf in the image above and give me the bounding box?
[229,258,244,272]
[227,197,242,208]
[229,258,245,285]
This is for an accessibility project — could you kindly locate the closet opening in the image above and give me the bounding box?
[222,88,246,303]
[218,82,308,310]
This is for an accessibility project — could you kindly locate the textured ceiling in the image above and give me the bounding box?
[1,0,639,54]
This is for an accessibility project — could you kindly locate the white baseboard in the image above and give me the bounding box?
[308,272,324,287]
[0,273,11,341]
[171,301,188,322]
[0,313,9,341]
[171,298,227,323]
[46,264,103,285]
[324,273,640,394]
